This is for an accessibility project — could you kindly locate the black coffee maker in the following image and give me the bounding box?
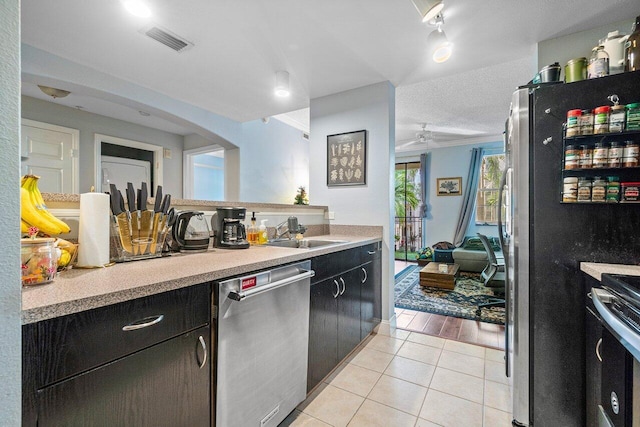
[211,207,250,249]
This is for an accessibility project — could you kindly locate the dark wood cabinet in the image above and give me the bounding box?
[23,284,211,426]
[37,326,210,427]
[361,244,381,340]
[585,305,602,427]
[308,276,339,391]
[337,268,362,361]
[308,243,381,392]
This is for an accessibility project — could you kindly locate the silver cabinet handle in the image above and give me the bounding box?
[339,277,346,295]
[595,338,603,363]
[361,267,367,283]
[197,335,207,369]
[333,280,340,298]
[122,314,164,331]
[367,250,376,255]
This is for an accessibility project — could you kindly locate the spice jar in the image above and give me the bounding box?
[627,103,640,131]
[566,109,582,137]
[562,177,578,203]
[623,140,639,168]
[621,182,640,202]
[594,106,611,134]
[564,145,579,169]
[593,142,609,168]
[577,178,592,202]
[579,145,593,169]
[606,176,620,203]
[608,141,624,168]
[591,177,607,202]
[609,105,626,132]
[579,109,594,135]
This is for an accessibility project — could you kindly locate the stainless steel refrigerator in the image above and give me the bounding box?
[502,71,640,427]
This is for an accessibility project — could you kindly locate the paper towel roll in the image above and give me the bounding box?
[77,192,110,267]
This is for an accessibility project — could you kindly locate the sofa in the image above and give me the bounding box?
[452,236,503,272]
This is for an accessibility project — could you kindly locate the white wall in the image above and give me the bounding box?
[310,81,395,322]
[239,118,309,204]
[0,0,22,423]
[22,96,185,196]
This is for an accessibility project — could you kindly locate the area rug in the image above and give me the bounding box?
[395,265,505,324]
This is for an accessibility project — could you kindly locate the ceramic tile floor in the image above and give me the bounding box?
[280,330,512,427]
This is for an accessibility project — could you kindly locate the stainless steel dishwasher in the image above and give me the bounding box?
[215,260,314,427]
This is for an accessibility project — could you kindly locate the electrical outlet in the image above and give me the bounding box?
[163,148,172,159]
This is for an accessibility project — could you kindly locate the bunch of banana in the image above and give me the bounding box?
[55,237,77,268]
[21,174,71,236]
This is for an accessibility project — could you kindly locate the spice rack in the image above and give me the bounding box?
[561,129,640,204]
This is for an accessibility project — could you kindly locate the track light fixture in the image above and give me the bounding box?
[411,0,444,23]
[427,14,452,63]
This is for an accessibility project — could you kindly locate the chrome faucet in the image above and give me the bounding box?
[274,216,307,240]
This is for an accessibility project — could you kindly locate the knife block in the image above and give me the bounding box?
[109,211,169,262]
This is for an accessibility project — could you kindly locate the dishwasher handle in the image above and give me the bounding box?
[228,269,315,301]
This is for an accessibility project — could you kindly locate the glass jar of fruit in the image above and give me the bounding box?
[21,237,58,286]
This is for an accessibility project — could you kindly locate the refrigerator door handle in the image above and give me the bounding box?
[497,167,509,253]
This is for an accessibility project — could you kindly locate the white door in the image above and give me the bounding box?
[21,119,79,193]
[101,156,151,195]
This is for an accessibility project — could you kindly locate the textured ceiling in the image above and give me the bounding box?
[20,0,640,148]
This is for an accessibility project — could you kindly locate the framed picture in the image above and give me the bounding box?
[437,177,462,196]
[327,130,366,186]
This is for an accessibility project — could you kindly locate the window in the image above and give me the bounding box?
[476,154,505,225]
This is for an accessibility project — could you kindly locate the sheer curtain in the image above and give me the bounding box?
[453,148,484,246]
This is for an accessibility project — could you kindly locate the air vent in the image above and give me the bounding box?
[142,25,193,52]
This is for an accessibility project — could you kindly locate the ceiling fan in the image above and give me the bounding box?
[397,123,433,148]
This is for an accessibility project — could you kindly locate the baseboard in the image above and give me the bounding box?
[375,315,397,336]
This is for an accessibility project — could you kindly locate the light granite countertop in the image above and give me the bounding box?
[581,262,640,281]
[22,234,381,324]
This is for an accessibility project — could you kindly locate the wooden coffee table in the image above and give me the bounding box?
[419,263,460,290]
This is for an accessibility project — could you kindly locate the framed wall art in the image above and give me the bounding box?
[436,177,462,196]
[327,130,367,187]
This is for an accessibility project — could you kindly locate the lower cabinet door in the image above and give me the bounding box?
[337,268,362,361]
[308,278,339,393]
[360,262,374,340]
[585,306,602,427]
[37,326,210,427]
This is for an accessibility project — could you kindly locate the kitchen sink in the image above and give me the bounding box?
[266,239,348,249]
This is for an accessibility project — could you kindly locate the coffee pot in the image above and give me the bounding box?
[211,207,250,249]
[170,211,211,252]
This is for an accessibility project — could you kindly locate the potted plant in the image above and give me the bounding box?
[408,232,420,252]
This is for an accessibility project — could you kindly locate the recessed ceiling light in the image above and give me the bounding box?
[122,0,152,18]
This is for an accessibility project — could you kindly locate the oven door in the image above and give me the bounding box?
[592,288,640,427]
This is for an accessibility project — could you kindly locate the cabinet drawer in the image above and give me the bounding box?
[37,283,210,387]
[311,242,380,284]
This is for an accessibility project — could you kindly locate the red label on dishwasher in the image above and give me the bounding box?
[241,277,257,290]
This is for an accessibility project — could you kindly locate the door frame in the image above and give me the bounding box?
[94,134,163,193]
[21,119,80,194]
[182,144,223,199]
